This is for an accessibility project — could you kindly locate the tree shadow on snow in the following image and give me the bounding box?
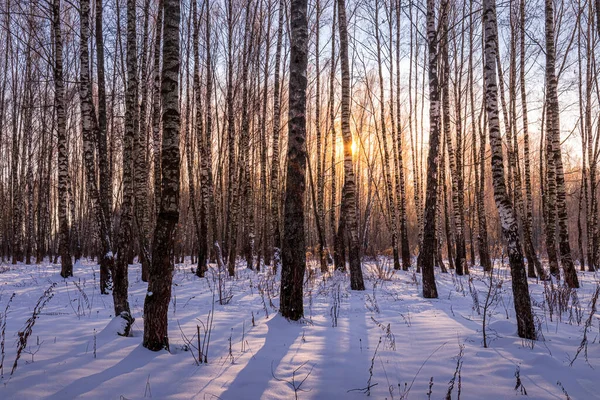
[217,314,302,400]
[45,344,162,400]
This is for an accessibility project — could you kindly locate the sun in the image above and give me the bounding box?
[335,137,359,157]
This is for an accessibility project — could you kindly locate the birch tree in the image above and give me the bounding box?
[53,0,73,278]
[338,0,365,291]
[417,0,441,298]
[280,0,309,321]
[144,0,181,350]
[483,0,535,340]
[544,0,579,288]
[270,0,285,271]
[79,0,114,295]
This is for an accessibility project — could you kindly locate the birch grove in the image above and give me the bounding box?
[0,0,598,344]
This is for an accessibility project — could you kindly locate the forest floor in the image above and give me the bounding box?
[0,257,599,399]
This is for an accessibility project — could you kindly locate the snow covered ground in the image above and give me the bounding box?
[0,258,598,399]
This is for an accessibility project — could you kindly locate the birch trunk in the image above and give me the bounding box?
[144,0,181,351]
[204,0,218,265]
[315,0,328,273]
[483,0,535,340]
[80,0,115,296]
[135,0,152,282]
[469,1,491,272]
[417,0,440,298]
[191,0,207,276]
[152,0,164,218]
[270,0,285,271]
[395,0,410,270]
[112,0,137,325]
[519,0,546,279]
[224,0,236,265]
[280,0,309,321]
[375,0,400,271]
[24,25,34,265]
[544,0,579,288]
[337,0,364,290]
[53,0,73,277]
